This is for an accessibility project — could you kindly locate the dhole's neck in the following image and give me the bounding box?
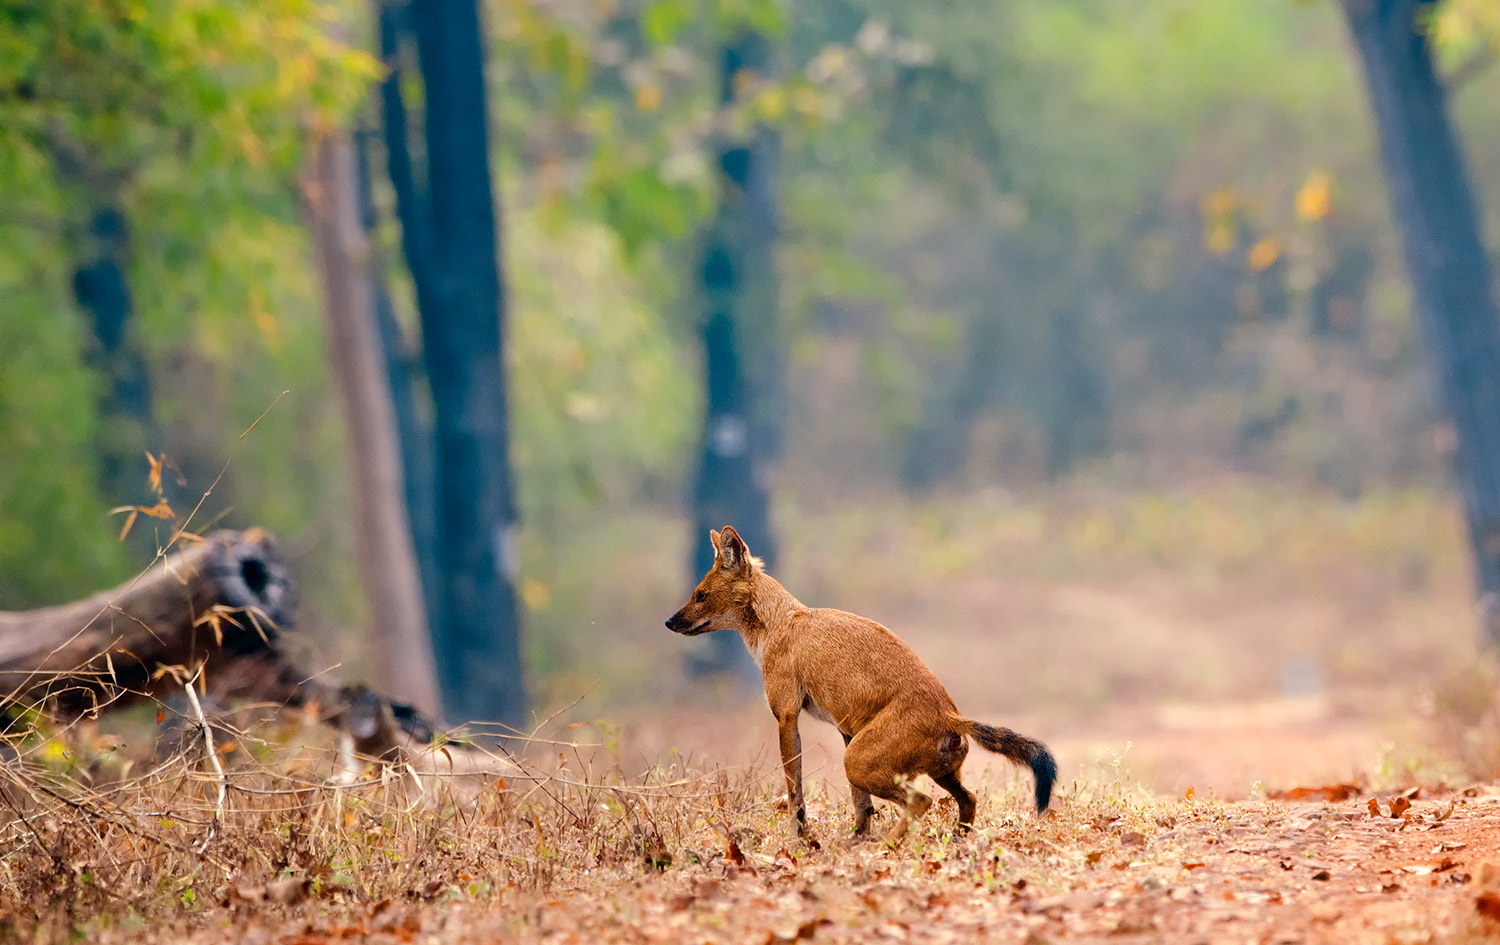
[742,571,805,661]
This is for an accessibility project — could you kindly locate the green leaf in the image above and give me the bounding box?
[641,0,694,46]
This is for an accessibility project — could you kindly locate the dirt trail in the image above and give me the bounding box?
[214,785,1500,945]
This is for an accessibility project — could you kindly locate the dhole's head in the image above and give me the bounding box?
[665,526,759,636]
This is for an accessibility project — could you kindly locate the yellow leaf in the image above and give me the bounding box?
[522,578,551,610]
[634,83,662,112]
[1296,171,1331,221]
[252,286,280,353]
[755,86,787,120]
[1201,187,1237,218]
[139,498,175,520]
[792,85,823,118]
[146,452,163,495]
[1205,224,1235,256]
[1248,237,1282,272]
[239,130,266,169]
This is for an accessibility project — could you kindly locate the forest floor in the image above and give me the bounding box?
[10,486,1500,943]
[264,791,1500,945]
[13,674,1500,945]
[32,741,1500,945]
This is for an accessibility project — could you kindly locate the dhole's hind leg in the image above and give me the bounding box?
[934,771,977,834]
[842,732,876,836]
[844,730,932,844]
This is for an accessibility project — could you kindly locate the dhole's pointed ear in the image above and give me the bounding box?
[710,529,722,557]
[717,525,750,574]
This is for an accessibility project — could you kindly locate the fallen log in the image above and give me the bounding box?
[0,529,295,712]
[0,528,529,799]
[0,529,444,759]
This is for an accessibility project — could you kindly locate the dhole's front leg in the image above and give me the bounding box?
[776,713,807,836]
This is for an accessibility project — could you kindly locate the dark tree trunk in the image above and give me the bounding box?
[1040,302,1108,480]
[687,30,782,679]
[376,5,456,700]
[72,207,154,504]
[379,0,527,725]
[1343,0,1500,644]
[354,124,446,701]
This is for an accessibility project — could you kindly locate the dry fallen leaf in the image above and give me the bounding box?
[1478,892,1500,922]
[1400,858,1460,876]
[726,837,747,867]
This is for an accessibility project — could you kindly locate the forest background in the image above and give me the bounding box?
[6,0,1500,796]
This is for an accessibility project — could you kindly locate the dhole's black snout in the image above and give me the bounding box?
[665,612,712,635]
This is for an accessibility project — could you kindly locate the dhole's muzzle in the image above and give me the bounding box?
[664,612,713,635]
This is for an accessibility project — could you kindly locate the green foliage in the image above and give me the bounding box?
[486,0,797,260]
[640,0,694,46]
[0,293,127,606]
[0,1,375,606]
[508,209,695,526]
[767,0,1461,491]
[1,0,1495,634]
[1430,0,1500,59]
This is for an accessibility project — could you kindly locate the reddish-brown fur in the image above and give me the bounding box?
[666,526,1057,843]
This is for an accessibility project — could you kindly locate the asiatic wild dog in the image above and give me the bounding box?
[666,525,1057,843]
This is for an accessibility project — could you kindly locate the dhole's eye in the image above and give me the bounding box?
[694,590,707,603]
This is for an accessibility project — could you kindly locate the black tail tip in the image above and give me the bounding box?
[1033,748,1058,814]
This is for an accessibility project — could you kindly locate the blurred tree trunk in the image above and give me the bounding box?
[306,132,440,717]
[379,0,527,726]
[71,207,155,506]
[899,310,1004,492]
[377,3,454,702]
[48,124,157,510]
[687,30,782,679]
[354,123,444,696]
[1343,0,1500,644]
[1040,300,1109,480]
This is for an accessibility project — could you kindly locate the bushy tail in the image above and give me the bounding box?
[963,720,1057,814]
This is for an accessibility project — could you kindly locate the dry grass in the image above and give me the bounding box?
[0,711,1170,943]
[8,721,1500,945]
